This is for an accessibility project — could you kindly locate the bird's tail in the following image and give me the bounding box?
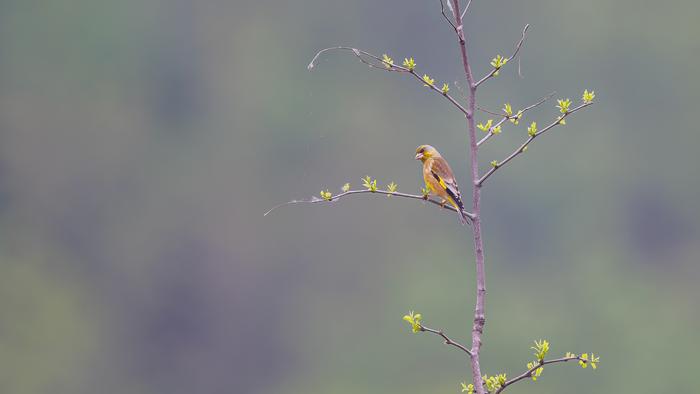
[457,206,469,226]
[458,209,469,225]
[449,195,469,226]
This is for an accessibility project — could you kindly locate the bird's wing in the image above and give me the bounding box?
[429,157,463,205]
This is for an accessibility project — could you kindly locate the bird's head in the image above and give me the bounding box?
[415,145,440,162]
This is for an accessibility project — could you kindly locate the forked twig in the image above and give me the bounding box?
[476,92,556,147]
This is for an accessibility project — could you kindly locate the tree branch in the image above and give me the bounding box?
[476,92,555,147]
[264,188,475,221]
[308,46,469,116]
[449,1,487,394]
[477,102,593,186]
[474,24,530,89]
[494,356,584,394]
[419,324,472,356]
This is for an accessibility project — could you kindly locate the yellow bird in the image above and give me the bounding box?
[415,145,469,225]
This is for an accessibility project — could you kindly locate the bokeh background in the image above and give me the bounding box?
[1,0,699,393]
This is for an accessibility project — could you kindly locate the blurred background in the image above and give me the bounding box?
[1,0,699,393]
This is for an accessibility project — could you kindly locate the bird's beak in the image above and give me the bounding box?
[415,152,424,160]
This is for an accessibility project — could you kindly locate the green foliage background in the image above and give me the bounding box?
[0,0,698,393]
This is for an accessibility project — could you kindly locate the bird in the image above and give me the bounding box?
[415,145,469,225]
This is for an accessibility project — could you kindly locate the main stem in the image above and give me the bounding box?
[451,1,486,393]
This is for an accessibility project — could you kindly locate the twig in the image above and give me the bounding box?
[477,102,593,186]
[308,46,469,116]
[461,0,473,20]
[476,92,555,147]
[475,106,506,117]
[264,188,475,221]
[439,0,458,32]
[420,324,472,356]
[477,92,555,118]
[474,24,530,89]
[494,356,583,394]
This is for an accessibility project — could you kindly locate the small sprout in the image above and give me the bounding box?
[483,376,495,392]
[497,373,507,387]
[557,115,567,125]
[402,310,422,333]
[441,83,450,94]
[491,125,502,134]
[565,352,577,359]
[402,57,416,71]
[362,176,378,192]
[557,98,572,114]
[362,175,371,188]
[527,361,544,381]
[490,54,509,76]
[320,189,333,201]
[477,119,493,132]
[579,353,599,369]
[521,145,528,152]
[582,89,595,104]
[386,181,397,195]
[482,374,506,392]
[528,121,538,137]
[422,74,435,87]
[510,110,523,125]
[579,353,588,368]
[532,339,550,362]
[421,186,430,198]
[342,183,351,192]
[382,54,394,69]
[460,382,474,394]
[503,103,513,116]
[490,160,499,168]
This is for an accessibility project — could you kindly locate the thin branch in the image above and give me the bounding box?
[476,106,506,117]
[419,324,472,356]
[264,188,476,221]
[476,117,509,147]
[477,92,555,118]
[477,102,593,186]
[309,46,388,71]
[474,24,530,89]
[439,0,458,32]
[494,356,584,394]
[308,46,468,116]
[408,71,469,116]
[460,0,473,20]
[476,92,555,147]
